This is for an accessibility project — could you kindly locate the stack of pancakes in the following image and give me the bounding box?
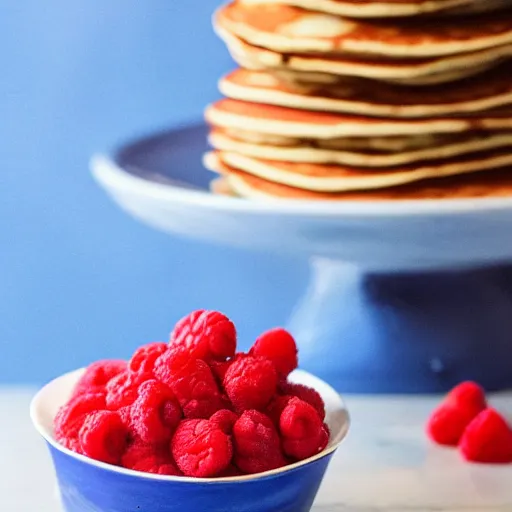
[204,0,512,201]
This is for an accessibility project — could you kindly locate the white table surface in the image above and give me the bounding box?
[3,388,512,512]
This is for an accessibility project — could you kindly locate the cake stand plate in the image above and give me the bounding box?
[91,123,512,393]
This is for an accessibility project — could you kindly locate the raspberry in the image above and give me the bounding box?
[54,392,106,441]
[130,380,182,444]
[121,440,159,468]
[459,408,512,464]
[170,310,237,362]
[162,400,184,430]
[105,371,146,411]
[427,382,487,446]
[117,405,131,425]
[280,382,325,420]
[171,419,233,477]
[447,381,487,411]
[121,441,181,475]
[210,409,238,435]
[224,356,278,412]
[233,410,286,474]
[155,350,224,419]
[210,360,232,385]
[280,398,328,460]
[60,436,85,455]
[155,463,182,476]
[266,394,292,425]
[250,328,298,377]
[79,411,129,465]
[219,464,243,477]
[129,342,168,376]
[73,360,127,396]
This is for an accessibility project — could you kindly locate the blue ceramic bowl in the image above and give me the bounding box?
[30,368,350,512]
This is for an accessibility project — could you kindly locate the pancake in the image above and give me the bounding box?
[237,0,509,18]
[207,156,512,201]
[218,127,469,152]
[219,27,512,85]
[209,128,512,167]
[210,176,238,197]
[215,2,512,58]
[219,66,512,118]
[206,149,512,192]
[205,98,512,139]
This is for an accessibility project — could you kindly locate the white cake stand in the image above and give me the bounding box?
[91,123,512,394]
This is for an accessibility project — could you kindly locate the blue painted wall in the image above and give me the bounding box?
[1,1,307,384]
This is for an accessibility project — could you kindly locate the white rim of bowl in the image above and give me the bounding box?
[91,152,512,218]
[30,368,350,484]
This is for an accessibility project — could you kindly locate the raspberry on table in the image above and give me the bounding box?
[280,382,326,420]
[171,419,233,478]
[459,408,512,464]
[250,328,298,378]
[446,381,487,411]
[54,392,106,442]
[130,380,182,444]
[210,409,238,435]
[129,342,168,377]
[154,350,224,419]
[233,410,286,474]
[73,360,127,396]
[427,381,487,446]
[280,397,329,460]
[105,371,146,411]
[224,356,278,412]
[170,310,237,362]
[79,411,129,465]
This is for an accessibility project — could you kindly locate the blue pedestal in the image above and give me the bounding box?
[288,259,512,393]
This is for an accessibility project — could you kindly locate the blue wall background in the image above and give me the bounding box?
[1,1,308,384]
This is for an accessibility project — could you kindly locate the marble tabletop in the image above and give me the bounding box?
[3,388,512,512]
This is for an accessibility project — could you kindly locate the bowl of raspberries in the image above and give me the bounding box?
[31,310,349,512]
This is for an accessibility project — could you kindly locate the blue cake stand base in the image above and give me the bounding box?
[288,258,512,393]
[91,123,512,393]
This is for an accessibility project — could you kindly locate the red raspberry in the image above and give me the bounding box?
[60,436,85,455]
[121,441,182,475]
[54,392,106,442]
[447,381,487,411]
[129,342,168,376]
[121,440,159,468]
[117,406,134,436]
[427,381,487,446]
[210,409,238,435]
[219,464,243,477]
[224,356,278,412]
[171,419,233,477]
[170,310,237,362]
[233,410,287,474]
[280,398,328,460]
[79,411,129,465]
[130,380,182,444]
[155,350,224,419]
[210,360,232,385]
[105,371,146,411]
[266,394,292,426]
[73,360,127,396]
[250,328,298,377]
[459,408,512,464]
[280,382,325,420]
